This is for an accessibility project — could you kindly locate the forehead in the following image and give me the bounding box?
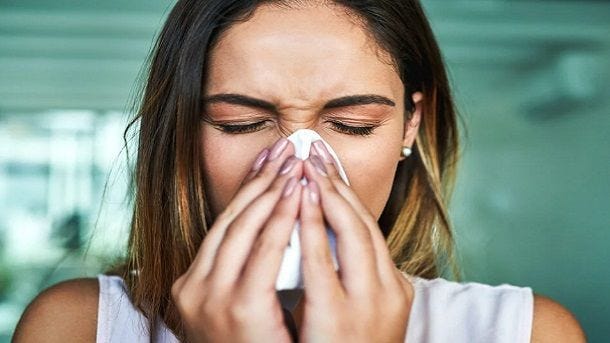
[204,3,403,108]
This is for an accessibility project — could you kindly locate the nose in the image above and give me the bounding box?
[276,119,318,138]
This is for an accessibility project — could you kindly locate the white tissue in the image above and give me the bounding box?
[275,129,349,290]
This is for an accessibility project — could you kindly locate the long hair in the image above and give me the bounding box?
[112,0,461,340]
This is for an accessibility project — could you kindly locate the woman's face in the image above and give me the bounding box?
[201,3,421,220]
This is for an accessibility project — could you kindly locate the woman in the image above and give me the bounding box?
[14,0,585,342]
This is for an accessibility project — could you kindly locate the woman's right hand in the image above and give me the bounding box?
[171,137,303,343]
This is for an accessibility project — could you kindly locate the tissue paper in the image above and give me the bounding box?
[275,129,349,290]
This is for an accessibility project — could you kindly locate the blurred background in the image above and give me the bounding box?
[0,0,608,341]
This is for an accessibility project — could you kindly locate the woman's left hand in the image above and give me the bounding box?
[295,141,414,343]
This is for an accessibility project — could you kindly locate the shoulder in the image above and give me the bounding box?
[13,277,99,343]
[406,276,533,340]
[406,275,585,342]
[531,293,586,342]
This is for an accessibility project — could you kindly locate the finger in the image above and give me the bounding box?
[240,179,302,293]
[333,182,400,286]
[240,147,270,185]
[221,138,294,223]
[304,157,379,295]
[207,160,304,288]
[311,140,344,181]
[189,138,295,279]
[311,142,399,286]
[299,181,344,303]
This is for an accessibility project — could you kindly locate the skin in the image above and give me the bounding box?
[13,2,586,343]
[200,3,419,221]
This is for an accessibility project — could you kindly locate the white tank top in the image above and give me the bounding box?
[96,273,533,342]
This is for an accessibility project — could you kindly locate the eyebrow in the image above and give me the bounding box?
[202,93,396,112]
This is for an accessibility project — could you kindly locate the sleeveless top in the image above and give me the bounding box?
[96,273,533,342]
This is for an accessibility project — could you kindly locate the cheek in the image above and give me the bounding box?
[334,138,401,220]
[199,126,271,217]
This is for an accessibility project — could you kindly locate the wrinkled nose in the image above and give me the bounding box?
[275,117,319,138]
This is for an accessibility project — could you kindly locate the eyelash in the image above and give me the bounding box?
[215,121,377,136]
[215,121,268,134]
[327,120,376,136]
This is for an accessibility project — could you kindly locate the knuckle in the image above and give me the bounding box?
[269,175,292,193]
[301,209,322,224]
[228,297,256,324]
[241,169,274,192]
[199,296,216,315]
[315,178,334,193]
[303,244,332,265]
[173,291,197,317]
[268,181,284,194]
[200,293,228,318]
[362,212,377,226]
[170,276,185,300]
[328,175,343,189]
[327,169,342,182]
[255,183,286,204]
[254,230,284,252]
[256,160,280,179]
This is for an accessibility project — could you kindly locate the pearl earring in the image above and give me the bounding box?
[401,146,412,157]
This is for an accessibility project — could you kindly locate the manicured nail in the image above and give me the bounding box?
[282,177,298,197]
[307,181,319,203]
[279,156,297,175]
[269,138,289,161]
[309,155,327,176]
[251,148,270,171]
[312,140,333,164]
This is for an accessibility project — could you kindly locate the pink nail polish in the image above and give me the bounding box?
[269,138,289,161]
[312,140,332,164]
[279,156,297,175]
[309,155,327,176]
[308,181,319,203]
[251,148,270,171]
[282,177,298,197]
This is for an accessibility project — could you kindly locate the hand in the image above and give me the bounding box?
[296,140,414,343]
[171,138,303,343]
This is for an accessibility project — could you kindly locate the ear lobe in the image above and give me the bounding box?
[402,91,423,150]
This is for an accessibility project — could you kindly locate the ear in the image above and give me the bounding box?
[399,91,423,161]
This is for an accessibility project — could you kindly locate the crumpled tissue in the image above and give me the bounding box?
[275,129,349,290]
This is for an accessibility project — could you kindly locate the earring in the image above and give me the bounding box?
[401,146,412,157]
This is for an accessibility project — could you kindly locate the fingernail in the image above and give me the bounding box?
[251,148,270,171]
[269,138,289,161]
[307,181,319,203]
[279,156,297,175]
[312,140,332,164]
[309,155,327,176]
[282,177,298,197]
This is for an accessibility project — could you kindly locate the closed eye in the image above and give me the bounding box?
[212,121,269,134]
[328,121,378,136]
[206,119,378,136]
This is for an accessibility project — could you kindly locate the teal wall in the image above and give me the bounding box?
[0,0,608,341]
[422,3,610,341]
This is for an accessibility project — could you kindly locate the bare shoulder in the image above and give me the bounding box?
[531,293,586,343]
[13,277,99,343]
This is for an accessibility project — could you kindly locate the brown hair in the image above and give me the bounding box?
[113,0,461,340]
